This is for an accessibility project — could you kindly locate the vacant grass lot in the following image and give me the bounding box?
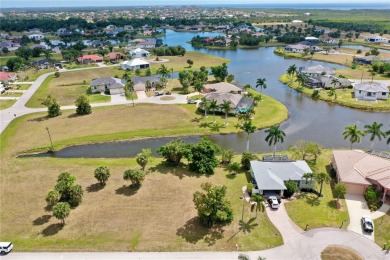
[0,129,282,252]
[285,150,350,230]
[280,74,390,112]
[374,209,390,247]
[0,100,16,110]
[3,93,287,155]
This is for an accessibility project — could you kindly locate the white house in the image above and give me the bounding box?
[299,65,335,77]
[354,82,389,101]
[129,48,150,58]
[284,44,309,53]
[28,34,44,40]
[250,156,313,197]
[136,40,156,49]
[120,59,150,71]
[365,35,388,43]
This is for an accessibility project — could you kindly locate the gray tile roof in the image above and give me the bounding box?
[90,77,116,87]
[250,160,312,190]
[354,82,389,93]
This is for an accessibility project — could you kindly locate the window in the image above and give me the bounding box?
[359,90,362,94]
[367,92,372,96]
[383,92,387,96]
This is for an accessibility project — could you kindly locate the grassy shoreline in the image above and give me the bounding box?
[279,74,390,112]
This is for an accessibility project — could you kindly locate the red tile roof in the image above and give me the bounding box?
[0,72,16,81]
[77,55,103,62]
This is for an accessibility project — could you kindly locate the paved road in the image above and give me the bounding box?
[3,228,389,260]
[0,68,199,134]
[266,200,304,244]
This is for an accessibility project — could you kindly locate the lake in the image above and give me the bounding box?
[25,30,390,158]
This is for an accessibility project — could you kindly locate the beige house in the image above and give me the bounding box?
[203,82,242,94]
[332,150,390,200]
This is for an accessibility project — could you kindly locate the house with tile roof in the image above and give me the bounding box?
[332,150,390,200]
[90,77,125,95]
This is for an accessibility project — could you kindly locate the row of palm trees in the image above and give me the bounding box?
[343,122,390,149]
[200,97,233,125]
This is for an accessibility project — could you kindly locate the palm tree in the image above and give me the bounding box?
[220,100,232,125]
[253,95,261,106]
[200,96,209,118]
[327,88,336,99]
[364,122,386,149]
[342,125,365,149]
[156,64,171,78]
[302,173,314,186]
[265,124,286,156]
[209,99,218,123]
[331,78,339,93]
[246,107,255,120]
[125,79,135,107]
[287,64,297,84]
[250,194,265,219]
[236,120,257,152]
[369,71,376,82]
[386,126,390,145]
[315,172,330,197]
[295,72,308,89]
[122,72,130,82]
[256,78,267,93]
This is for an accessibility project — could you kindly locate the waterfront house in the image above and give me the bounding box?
[284,44,310,53]
[203,92,254,114]
[365,35,388,43]
[299,65,335,77]
[136,40,156,49]
[203,82,243,94]
[250,156,313,197]
[354,82,389,101]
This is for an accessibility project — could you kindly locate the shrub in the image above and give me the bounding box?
[75,95,92,115]
[54,72,60,78]
[221,149,234,164]
[311,89,320,98]
[157,139,187,166]
[356,49,362,54]
[86,86,92,94]
[284,180,298,198]
[228,162,240,174]
[123,169,145,187]
[94,166,110,186]
[364,186,378,204]
[241,152,258,170]
[247,183,253,195]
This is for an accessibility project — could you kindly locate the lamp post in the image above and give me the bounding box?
[240,196,245,222]
[45,127,54,151]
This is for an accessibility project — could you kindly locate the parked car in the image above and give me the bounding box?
[155,91,164,96]
[361,216,374,233]
[268,196,280,209]
[187,99,196,104]
[0,242,13,255]
[165,91,172,95]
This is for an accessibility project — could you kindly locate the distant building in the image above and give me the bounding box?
[299,65,335,77]
[284,44,309,53]
[136,40,156,49]
[120,59,150,70]
[354,82,389,101]
[77,55,103,64]
[203,82,242,94]
[129,48,151,58]
[28,34,44,40]
[365,35,388,43]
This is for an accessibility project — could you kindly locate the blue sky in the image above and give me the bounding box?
[1,0,389,8]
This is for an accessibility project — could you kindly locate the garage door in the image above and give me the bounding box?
[345,183,365,194]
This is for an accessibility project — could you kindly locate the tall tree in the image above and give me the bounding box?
[193,182,233,227]
[209,99,218,123]
[184,138,220,175]
[331,78,339,91]
[295,72,308,89]
[236,120,257,152]
[386,126,390,145]
[255,78,267,93]
[315,172,330,197]
[125,79,135,107]
[220,100,232,125]
[287,64,297,84]
[327,88,336,100]
[265,124,286,156]
[250,194,265,219]
[334,183,347,201]
[156,64,171,78]
[342,125,365,149]
[45,190,60,207]
[364,122,386,148]
[200,96,209,118]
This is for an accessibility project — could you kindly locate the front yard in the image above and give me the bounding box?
[374,209,390,247]
[284,150,350,230]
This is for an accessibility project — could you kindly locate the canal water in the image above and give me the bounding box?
[24,30,389,158]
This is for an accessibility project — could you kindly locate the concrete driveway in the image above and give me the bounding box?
[345,193,390,240]
[265,200,303,244]
[344,193,374,240]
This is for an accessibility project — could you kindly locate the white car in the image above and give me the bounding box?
[268,196,280,209]
[0,242,13,255]
[361,216,374,233]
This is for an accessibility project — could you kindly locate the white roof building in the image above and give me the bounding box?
[120,59,150,71]
[129,48,151,58]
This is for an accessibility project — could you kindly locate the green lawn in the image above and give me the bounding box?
[374,209,390,247]
[285,150,350,230]
[0,100,16,110]
[280,74,390,112]
[1,92,23,97]
[10,84,31,90]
